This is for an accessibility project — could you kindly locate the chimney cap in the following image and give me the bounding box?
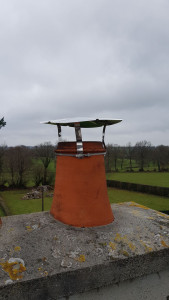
[41,117,122,128]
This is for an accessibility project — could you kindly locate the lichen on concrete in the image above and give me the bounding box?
[0,202,169,300]
[0,258,26,281]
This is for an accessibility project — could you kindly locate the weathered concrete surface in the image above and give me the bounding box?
[0,202,169,300]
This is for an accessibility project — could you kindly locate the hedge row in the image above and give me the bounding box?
[107,180,169,197]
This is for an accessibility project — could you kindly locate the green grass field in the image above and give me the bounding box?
[1,187,169,216]
[106,172,169,188]
[0,190,53,216]
[108,188,169,212]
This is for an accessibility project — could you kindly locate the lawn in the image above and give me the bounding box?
[106,172,169,188]
[108,188,169,212]
[1,187,169,216]
[0,190,53,216]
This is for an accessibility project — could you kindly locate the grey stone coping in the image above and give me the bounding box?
[0,202,169,300]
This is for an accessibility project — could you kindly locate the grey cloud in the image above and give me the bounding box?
[1,0,169,146]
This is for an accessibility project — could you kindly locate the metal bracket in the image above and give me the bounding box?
[56,152,106,158]
[56,122,107,158]
[74,122,84,158]
[102,125,106,148]
[57,124,62,142]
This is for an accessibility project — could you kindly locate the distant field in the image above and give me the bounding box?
[1,187,169,216]
[106,158,158,172]
[0,190,53,216]
[108,188,169,212]
[106,172,169,188]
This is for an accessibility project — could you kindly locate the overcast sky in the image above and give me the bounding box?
[0,0,169,147]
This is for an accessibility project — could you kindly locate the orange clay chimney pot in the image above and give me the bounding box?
[41,117,122,227]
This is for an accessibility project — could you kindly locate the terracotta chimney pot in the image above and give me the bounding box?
[41,118,122,227]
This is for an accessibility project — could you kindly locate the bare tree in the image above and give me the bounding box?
[134,140,152,171]
[126,142,134,171]
[35,142,55,185]
[112,144,120,172]
[105,144,113,172]
[0,117,6,130]
[32,164,44,186]
[154,145,169,171]
[6,147,16,186]
[6,146,31,187]
[105,144,121,172]
[0,145,7,185]
[119,147,125,170]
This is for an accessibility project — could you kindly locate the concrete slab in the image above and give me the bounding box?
[0,202,169,299]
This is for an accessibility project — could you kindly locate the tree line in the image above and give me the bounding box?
[0,117,58,187]
[1,118,169,187]
[0,142,56,188]
[0,140,169,188]
[105,141,169,173]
